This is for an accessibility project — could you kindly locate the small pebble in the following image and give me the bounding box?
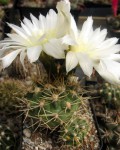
[35,147,38,150]
[23,128,31,138]
[48,139,52,144]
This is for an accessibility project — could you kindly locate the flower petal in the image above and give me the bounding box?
[77,53,93,77]
[1,49,21,68]
[7,23,28,40]
[62,35,76,45]
[7,33,27,45]
[95,59,120,85]
[44,39,66,59]
[57,1,78,38]
[30,13,39,29]
[39,14,46,31]
[90,28,107,45]
[66,51,78,73]
[46,9,57,31]
[20,49,26,70]
[80,17,93,42]
[107,54,120,62]
[57,0,70,16]
[98,37,118,49]
[27,45,42,63]
[23,17,33,31]
[0,48,6,57]
[70,16,78,38]
[21,22,31,36]
[56,0,71,37]
[94,44,120,59]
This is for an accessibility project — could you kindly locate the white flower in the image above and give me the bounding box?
[0,0,72,68]
[63,17,120,84]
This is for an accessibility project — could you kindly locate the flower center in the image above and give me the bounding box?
[40,29,57,45]
[26,29,57,47]
[70,41,96,58]
[70,41,89,52]
[46,30,56,40]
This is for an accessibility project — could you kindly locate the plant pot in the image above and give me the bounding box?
[89,100,103,150]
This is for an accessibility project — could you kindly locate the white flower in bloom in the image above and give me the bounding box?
[63,17,120,84]
[0,0,72,68]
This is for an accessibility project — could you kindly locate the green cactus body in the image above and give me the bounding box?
[22,78,90,146]
[60,115,89,146]
[99,83,120,108]
[0,0,9,5]
[99,83,120,149]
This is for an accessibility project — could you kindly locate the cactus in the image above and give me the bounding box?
[100,122,120,149]
[0,124,16,150]
[94,82,120,149]
[0,78,29,111]
[0,43,99,148]
[99,82,120,109]
[107,15,120,30]
[6,57,99,149]
[7,57,48,83]
[0,0,9,5]
[0,79,25,150]
[19,77,96,147]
